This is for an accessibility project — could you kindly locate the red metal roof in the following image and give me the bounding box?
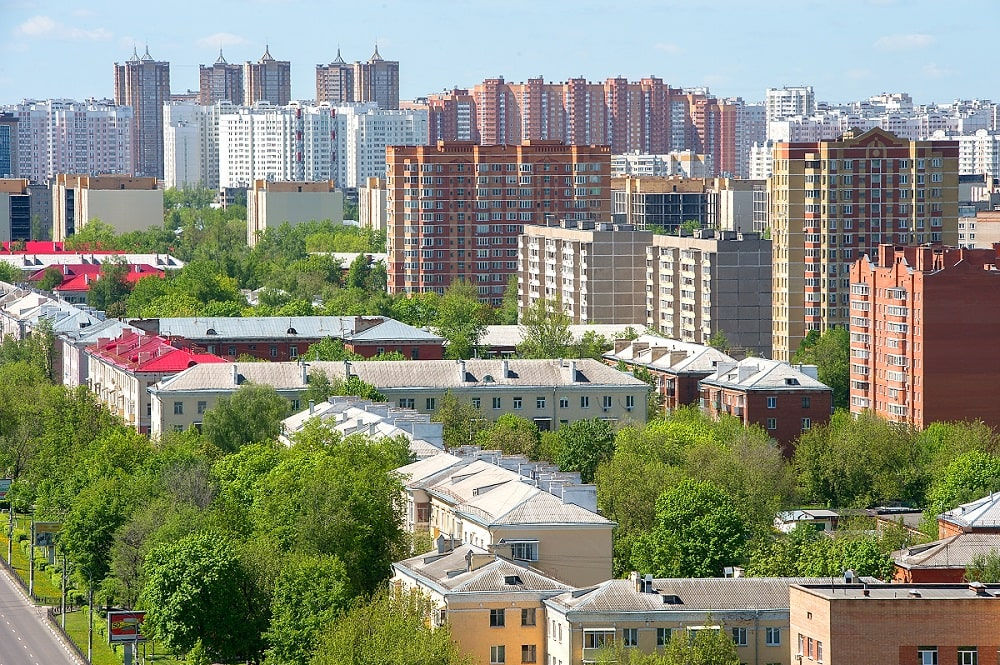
[87,331,227,373]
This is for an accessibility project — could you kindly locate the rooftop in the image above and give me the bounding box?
[794,582,1000,601]
[88,331,226,373]
[701,357,830,392]
[393,544,571,595]
[893,533,1000,570]
[481,324,646,350]
[939,492,1000,531]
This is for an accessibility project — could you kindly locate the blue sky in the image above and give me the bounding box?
[1,0,996,106]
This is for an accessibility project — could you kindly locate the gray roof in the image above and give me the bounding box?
[394,544,571,593]
[796,582,1000,600]
[547,577,834,614]
[344,318,443,343]
[701,357,831,392]
[893,533,1000,570]
[481,324,647,349]
[939,492,1000,530]
[604,335,735,374]
[130,316,441,343]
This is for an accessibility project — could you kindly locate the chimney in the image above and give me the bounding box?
[232,363,239,385]
[565,360,578,382]
[458,359,466,382]
[308,400,315,414]
[630,571,641,592]
[300,361,308,385]
[344,360,353,379]
[614,338,631,354]
[501,359,509,378]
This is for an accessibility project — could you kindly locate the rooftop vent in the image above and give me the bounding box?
[660,594,682,605]
[504,575,523,586]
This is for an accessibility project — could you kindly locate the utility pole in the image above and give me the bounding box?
[60,550,66,629]
[6,506,12,565]
[28,519,33,597]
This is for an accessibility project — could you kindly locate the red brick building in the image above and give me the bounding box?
[385,141,611,304]
[849,244,1000,429]
[699,358,832,453]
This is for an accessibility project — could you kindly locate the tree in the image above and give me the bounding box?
[967,549,1000,583]
[265,554,352,665]
[633,478,747,578]
[556,418,615,483]
[498,274,519,325]
[926,450,1000,514]
[680,219,703,234]
[345,254,372,290]
[475,414,542,459]
[707,330,730,352]
[65,218,118,250]
[595,624,740,665]
[305,337,362,362]
[573,331,611,359]
[309,587,471,665]
[87,259,132,313]
[433,280,490,359]
[432,391,487,448]
[140,531,268,663]
[517,297,573,359]
[38,266,63,291]
[792,327,849,409]
[202,383,291,453]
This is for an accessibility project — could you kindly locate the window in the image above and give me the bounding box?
[802,396,811,408]
[817,640,823,663]
[270,345,278,358]
[197,401,207,415]
[490,645,506,665]
[289,345,298,359]
[521,608,536,626]
[802,418,811,431]
[732,627,748,647]
[472,398,481,409]
[766,396,777,409]
[766,418,777,430]
[513,397,523,410]
[958,648,977,665]
[626,395,635,410]
[581,396,590,408]
[173,401,183,415]
[765,627,781,647]
[602,395,612,410]
[559,397,569,409]
[399,398,415,409]
[917,648,937,665]
[426,397,436,410]
[623,628,639,647]
[521,645,536,663]
[227,345,236,356]
[584,630,615,650]
[489,609,505,627]
[536,396,546,409]
[493,397,502,409]
[511,541,538,561]
[657,628,672,647]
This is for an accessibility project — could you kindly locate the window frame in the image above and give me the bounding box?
[489,608,506,628]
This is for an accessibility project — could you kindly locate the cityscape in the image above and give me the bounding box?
[1,2,1000,665]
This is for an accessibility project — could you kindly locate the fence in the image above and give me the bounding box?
[46,606,89,665]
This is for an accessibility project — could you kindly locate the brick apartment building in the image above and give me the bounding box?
[699,358,832,452]
[769,127,959,361]
[385,141,611,304]
[849,244,1000,429]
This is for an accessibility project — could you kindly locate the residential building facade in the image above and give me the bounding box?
[769,127,959,360]
[0,113,17,178]
[243,46,291,106]
[0,179,31,242]
[646,230,772,355]
[611,176,708,232]
[331,104,429,188]
[198,50,244,105]
[518,221,651,324]
[315,50,354,105]
[52,175,163,242]
[163,101,224,190]
[385,141,611,302]
[246,180,344,246]
[114,47,170,178]
[848,244,1000,428]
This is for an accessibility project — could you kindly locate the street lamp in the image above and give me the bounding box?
[76,564,94,664]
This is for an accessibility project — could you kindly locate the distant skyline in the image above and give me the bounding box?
[2,0,997,107]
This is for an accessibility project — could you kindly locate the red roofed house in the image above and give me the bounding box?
[30,263,165,303]
[87,331,226,433]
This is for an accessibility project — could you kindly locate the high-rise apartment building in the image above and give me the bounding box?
[611,176,709,232]
[646,230,772,355]
[243,46,291,106]
[331,104,428,188]
[199,50,243,105]
[114,47,170,178]
[849,244,1000,429]
[163,102,225,190]
[0,114,17,178]
[769,127,959,361]
[765,85,816,122]
[426,88,476,141]
[354,46,399,110]
[385,141,611,302]
[9,99,132,183]
[518,221,651,324]
[218,103,334,187]
[315,49,354,105]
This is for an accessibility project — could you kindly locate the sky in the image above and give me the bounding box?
[1,0,997,107]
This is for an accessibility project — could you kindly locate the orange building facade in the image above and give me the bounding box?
[849,244,1000,428]
[385,141,611,303]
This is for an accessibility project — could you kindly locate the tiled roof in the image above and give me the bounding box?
[604,336,735,374]
[939,493,1000,530]
[394,544,571,593]
[547,577,832,613]
[481,324,647,349]
[893,533,1000,570]
[701,357,830,392]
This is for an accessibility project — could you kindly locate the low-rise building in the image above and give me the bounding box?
[937,492,1000,539]
[52,174,163,242]
[892,532,1000,583]
[479,324,645,358]
[29,263,164,303]
[0,241,183,273]
[611,176,709,232]
[0,179,31,242]
[246,179,344,247]
[699,358,832,453]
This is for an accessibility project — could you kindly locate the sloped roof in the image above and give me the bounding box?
[701,357,830,392]
[135,316,369,340]
[547,577,833,613]
[342,318,444,343]
[88,331,226,373]
[394,544,571,593]
[55,265,164,293]
[893,533,1000,570]
[481,324,647,349]
[604,336,735,374]
[397,453,466,486]
[939,493,1000,531]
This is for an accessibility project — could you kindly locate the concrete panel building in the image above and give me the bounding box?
[612,176,708,232]
[518,221,651,324]
[0,179,31,242]
[0,113,17,178]
[849,244,1000,428]
[358,177,388,232]
[52,175,163,242]
[246,179,344,246]
[331,104,428,189]
[769,127,959,360]
[646,230,772,355]
[163,102,225,190]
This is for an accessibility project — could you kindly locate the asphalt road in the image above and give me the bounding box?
[0,564,80,665]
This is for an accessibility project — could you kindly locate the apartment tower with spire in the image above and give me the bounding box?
[114,46,170,178]
[244,46,291,106]
[199,50,244,105]
[315,45,399,109]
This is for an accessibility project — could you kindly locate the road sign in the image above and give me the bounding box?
[0,478,10,501]
[108,610,146,643]
[33,522,60,547]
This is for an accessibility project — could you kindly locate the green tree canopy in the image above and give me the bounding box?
[476,413,542,459]
[517,297,573,359]
[433,280,490,359]
[432,391,487,448]
[556,418,616,483]
[792,327,849,409]
[202,383,291,453]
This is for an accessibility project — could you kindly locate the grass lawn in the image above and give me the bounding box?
[1,516,63,603]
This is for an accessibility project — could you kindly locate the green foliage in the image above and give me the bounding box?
[498,273,519,325]
[680,219,702,233]
[86,259,132,313]
[163,186,216,211]
[792,327,849,409]
[38,266,63,291]
[556,418,616,483]
[633,478,747,577]
[434,280,490,359]
[432,391,487,448]
[926,450,1000,514]
[475,413,542,459]
[306,338,363,362]
[202,383,291,453]
[966,549,1000,583]
[744,523,896,579]
[309,587,471,665]
[517,297,573,359]
[64,218,118,250]
[707,330,730,352]
[597,624,740,665]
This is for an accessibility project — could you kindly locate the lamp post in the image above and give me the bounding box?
[77,565,94,664]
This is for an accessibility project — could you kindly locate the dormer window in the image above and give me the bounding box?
[206,328,217,335]
[785,378,800,386]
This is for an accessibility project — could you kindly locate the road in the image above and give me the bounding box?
[0,563,80,665]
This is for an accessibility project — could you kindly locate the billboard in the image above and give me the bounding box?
[107,611,146,643]
[0,478,10,501]
[33,522,60,547]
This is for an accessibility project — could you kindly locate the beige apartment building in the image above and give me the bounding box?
[518,221,652,324]
[769,127,958,360]
[246,179,344,247]
[646,230,772,356]
[52,174,163,242]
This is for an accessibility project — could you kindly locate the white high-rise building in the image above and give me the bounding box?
[217,102,335,188]
[331,104,428,188]
[948,129,1000,178]
[163,101,225,190]
[764,86,816,122]
[7,99,132,183]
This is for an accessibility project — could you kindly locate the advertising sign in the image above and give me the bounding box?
[107,611,146,643]
[33,522,60,547]
[0,478,11,501]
